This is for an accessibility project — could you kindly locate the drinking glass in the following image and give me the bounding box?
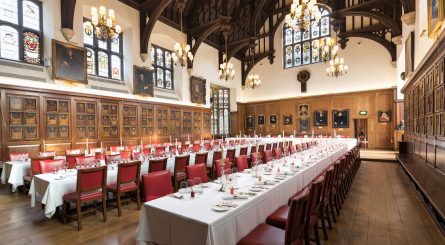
[179,181,188,192]
[187,179,194,188]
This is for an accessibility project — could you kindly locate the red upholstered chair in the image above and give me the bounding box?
[22,156,54,194]
[272,143,278,151]
[195,152,208,165]
[89,147,103,154]
[142,170,173,202]
[154,146,166,157]
[235,155,249,172]
[109,146,122,153]
[208,150,222,179]
[142,144,151,149]
[266,144,272,150]
[120,150,132,161]
[250,145,257,154]
[95,152,105,161]
[105,154,122,164]
[274,148,282,160]
[148,158,167,173]
[192,143,200,152]
[39,159,65,174]
[39,151,56,157]
[239,147,248,156]
[258,144,265,153]
[62,166,107,230]
[181,144,189,153]
[237,188,309,245]
[173,155,190,191]
[107,161,141,216]
[250,152,262,165]
[295,144,301,152]
[169,145,177,153]
[132,151,141,161]
[226,149,236,164]
[318,167,335,240]
[186,163,209,183]
[126,145,137,152]
[142,148,151,156]
[263,150,273,163]
[204,142,211,150]
[215,158,231,177]
[66,153,84,168]
[278,142,283,151]
[75,156,96,168]
[65,149,82,155]
[9,152,30,161]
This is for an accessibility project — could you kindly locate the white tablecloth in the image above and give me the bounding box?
[1,161,30,192]
[29,163,149,218]
[136,143,348,245]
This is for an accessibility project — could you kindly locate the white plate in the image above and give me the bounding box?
[249,186,263,192]
[211,205,230,212]
[263,172,273,175]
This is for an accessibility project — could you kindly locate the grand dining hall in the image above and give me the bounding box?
[0,0,444,244]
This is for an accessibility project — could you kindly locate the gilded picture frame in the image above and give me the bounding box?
[190,76,206,104]
[52,39,87,84]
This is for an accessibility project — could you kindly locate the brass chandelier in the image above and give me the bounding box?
[246,46,261,89]
[172,0,193,67]
[219,32,235,81]
[319,36,339,62]
[285,0,321,32]
[326,57,348,78]
[89,1,121,41]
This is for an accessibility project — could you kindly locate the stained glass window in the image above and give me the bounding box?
[83,18,123,80]
[151,44,174,90]
[0,0,42,64]
[282,5,330,69]
[210,85,230,135]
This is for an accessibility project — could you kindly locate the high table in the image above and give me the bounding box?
[136,142,349,245]
[1,160,30,192]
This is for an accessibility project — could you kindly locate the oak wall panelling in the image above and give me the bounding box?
[0,84,211,161]
[237,88,395,149]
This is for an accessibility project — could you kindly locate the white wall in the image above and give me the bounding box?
[240,21,397,102]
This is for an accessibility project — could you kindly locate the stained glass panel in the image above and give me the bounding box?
[302,30,310,41]
[0,25,19,60]
[151,47,155,62]
[98,51,109,77]
[285,28,293,45]
[320,17,330,37]
[311,20,319,39]
[156,68,164,88]
[302,42,310,65]
[98,39,107,50]
[312,40,319,63]
[294,44,301,66]
[165,70,172,89]
[165,51,171,68]
[285,46,293,68]
[293,30,301,43]
[22,1,40,31]
[86,48,95,75]
[23,32,39,63]
[111,55,121,80]
[156,48,164,66]
[0,0,18,24]
[83,22,93,46]
[111,37,119,53]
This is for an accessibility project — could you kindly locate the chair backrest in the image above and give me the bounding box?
[65,149,82,155]
[215,158,231,177]
[105,154,122,164]
[263,150,273,162]
[258,144,265,153]
[117,161,141,185]
[142,170,172,202]
[285,187,310,245]
[142,148,151,156]
[39,151,56,157]
[192,144,200,152]
[142,144,151,149]
[226,149,236,162]
[66,153,84,168]
[89,147,103,154]
[132,151,142,161]
[195,152,208,165]
[169,145,177,153]
[9,152,30,161]
[295,144,301,152]
[250,152,261,164]
[126,145,137,152]
[235,155,248,172]
[110,146,122,153]
[272,143,278,150]
[39,159,65,174]
[321,166,334,206]
[250,145,257,153]
[75,156,96,167]
[273,148,282,159]
[239,147,248,156]
[278,142,283,150]
[174,155,190,175]
[95,152,105,161]
[120,150,132,160]
[155,146,166,157]
[203,142,211,150]
[148,158,167,173]
[213,151,222,164]
[305,176,324,220]
[266,144,272,150]
[30,156,54,176]
[77,166,107,195]
[186,163,209,183]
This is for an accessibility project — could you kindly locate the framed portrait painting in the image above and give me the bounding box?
[314,110,328,126]
[298,118,310,132]
[405,32,414,78]
[298,104,310,119]
[133,66,154,97]
[257,115,265,125]
[378,111,391,123]
[283,115,293,125]
[333,109,349,128]
[52,39,87,83]
[245,116,255,129]
[269,114,278,125]
[190,76,206,104]
[428,0,444,37]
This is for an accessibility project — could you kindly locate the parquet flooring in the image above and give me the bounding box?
[0,161,443,245]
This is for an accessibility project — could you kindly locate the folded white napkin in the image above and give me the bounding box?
[222,194,249,200]
[255,180,276,186]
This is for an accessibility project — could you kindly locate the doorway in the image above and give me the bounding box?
[354,118,368,148]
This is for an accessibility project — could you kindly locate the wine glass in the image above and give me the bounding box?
[179,181,188,192]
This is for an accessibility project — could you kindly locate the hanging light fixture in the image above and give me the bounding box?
[219,32,235,81]
[89,0,121,41]
[326,57,348,78]
[246,46,261,89]
[172,0,193,68]
[285,0,321,32]
[319,36,339,62]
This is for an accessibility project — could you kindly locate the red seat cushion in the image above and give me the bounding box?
[107,182,137,192]
[237,223,285,245]
[63,190,103,203]
[266,205,289,229]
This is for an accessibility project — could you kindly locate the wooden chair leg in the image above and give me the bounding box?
[62,201,68,224]
[136,189,141,210]
[304,227,310,245]
[93,200,97,215]
[320,208,328,240]
[313,224,321,245]
[328,196,337,223]
[325,205,333,230]
[76,201,82,231]
[117,192,122,217]
[102,196,107,222]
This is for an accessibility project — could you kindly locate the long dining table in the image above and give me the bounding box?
[136,140,353,245]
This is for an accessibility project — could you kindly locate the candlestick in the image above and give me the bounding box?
[175,138,177,146]
[43,139,46,152]
[169,135,172,144]
[188,134,190,142]
[100,141,103,149]
[86,138,89,153]
[140,138,143,147]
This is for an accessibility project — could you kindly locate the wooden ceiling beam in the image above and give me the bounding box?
[332,9,401,35]
[338,31,396,61]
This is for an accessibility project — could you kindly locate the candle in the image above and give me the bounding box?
[175,138,177,146]
[169,135,172,144]
[188,134,190,142]
[140,138,143,147]
[42,139,46,152]
[86,138,89,151]
[120,137,123,147]
[282,130,284,137]
[293,130,296,137]
[100,141,103,149]
[150,136,152,145]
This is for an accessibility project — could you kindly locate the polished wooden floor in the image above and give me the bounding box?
[0,161,444,245]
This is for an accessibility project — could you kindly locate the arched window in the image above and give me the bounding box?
[83,19,123,80]
[0,0,42,64]
[283,6,330,69]
[151,45,174,90]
